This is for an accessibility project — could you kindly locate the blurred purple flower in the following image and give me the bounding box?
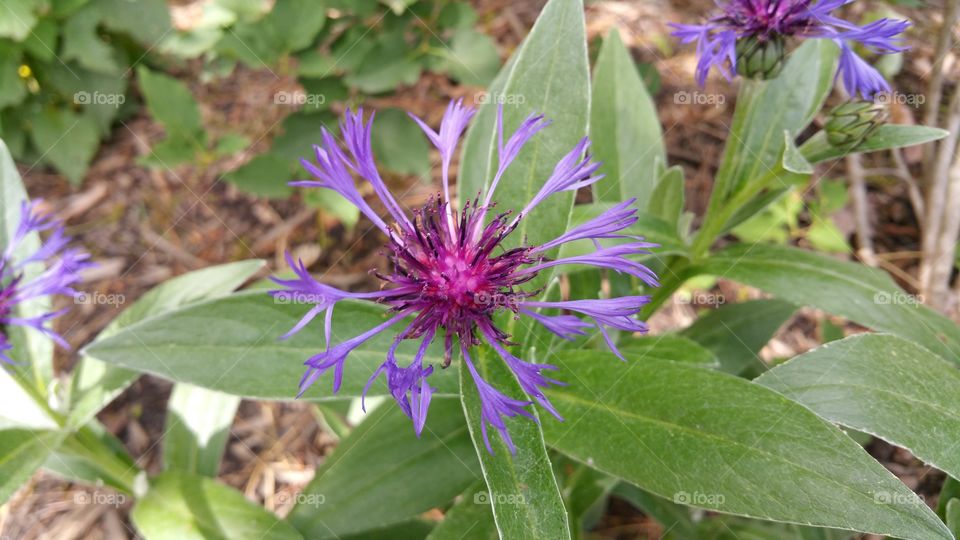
[670,0,909,98]
[272,99,657,453]
[0,200,91,364]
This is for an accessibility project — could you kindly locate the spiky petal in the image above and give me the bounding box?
[275,102,657,453]
[670,0,909,98]
[1,200,91,364]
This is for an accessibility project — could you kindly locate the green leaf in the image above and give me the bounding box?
[83,291,461,400]
[45,421,141,495]
[782,131,813,174]
[940,479,960,520]
[369,108,431,177]
[68,261,265,428]
[557,458,617,536]
[948,499,960,537]
[696,516,854,540]
[426,482,498,540]
[44,62,128,136]
[62,5,122,74]
[225,153,293,198]
[0,52,27,108]
[0,370,58,430]
[340,520,436,540]
[619,335,718,368]
[756,334,960,481]
[541,352,952,540]
[213,132,249,156]
[459,350,571,539]
[141,136,197,167]
[0,429,64,504]
[266,0,326,52]
[800,125,950,163]
[435,29,500,86]
[163,383,240,477]
[287,398,479,539]
[131,471,302,540]
[564,203,687,259]
[29,108,100,184]
[590,29,665,206]
[22,17,57,61]
[0,138,54,383]
[304,187,360,228]
[344,30,422,94]
[96,0,173,47]
[720,186,793,234]
[711,39,836,202]
[695,243,960,363]
[648,165,685,230]
[0,0,39,40]
[137,66,204,137]
[459,0,589,256]
[679,299,796,375]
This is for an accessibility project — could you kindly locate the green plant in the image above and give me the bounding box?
[0,0,172,183]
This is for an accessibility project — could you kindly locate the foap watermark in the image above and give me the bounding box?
[276,492,326,507]
[873,291,923,306]
[675,291,726,307]
[473,490,526,506]
[74,291,126,308]
[876,91,925,108]
[274,292,326,305]
[873,490,925,506]
[673,90,725,107]
[274,91,326,107]
[74,91,125,108]
[473,291,523,308]
[673,490,725,506]
[74,491,127,507]
[475,92,526,106]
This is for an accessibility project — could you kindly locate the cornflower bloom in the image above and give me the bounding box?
[670,0,909,98]
[271,100,657,453]
[1,200,91,364]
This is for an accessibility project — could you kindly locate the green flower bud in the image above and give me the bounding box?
[824,101,887,148]
[735,35,785,80]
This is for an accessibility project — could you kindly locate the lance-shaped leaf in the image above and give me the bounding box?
[695,243,960,363]
[68,260,265,428]
[83,291,459,400]
[459,350,571,540]
[287,398,479,539]
[541,351,952,540]
[756,334,960,481]
[131,471,302,540]
[591,29,665,206]
[163,383,240,477]
[801,125,949,163]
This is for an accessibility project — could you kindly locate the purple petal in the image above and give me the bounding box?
[520,242,660,287]
[519,138,604,218]
[537,199,643,251]
[408,99,476,207]
[297,311,410,397]
[836,42,891,99]
[461,343,535,454]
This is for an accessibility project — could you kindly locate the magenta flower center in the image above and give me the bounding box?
[377,199,538,364]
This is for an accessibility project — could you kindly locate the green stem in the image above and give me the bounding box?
[642,257,690,317]
[690,164,785,260]
[58,426,140,495]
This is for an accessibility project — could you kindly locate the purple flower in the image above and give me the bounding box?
[670,0,909,98]
[273,102,657,453]
[1,200,91,364]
